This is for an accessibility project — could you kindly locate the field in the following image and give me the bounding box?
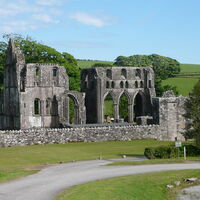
[180,64,200,73]
[77,60,113,69]
[162,64,200,96]
[162,77,199,96]
[57,169,200,200]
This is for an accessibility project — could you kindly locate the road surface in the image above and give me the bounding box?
[0,158,200,200]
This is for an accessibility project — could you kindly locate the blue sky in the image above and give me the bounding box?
[0,0,200,63]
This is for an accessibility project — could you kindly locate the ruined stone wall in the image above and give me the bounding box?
[81,67,156,124]
[0,124,164,147]
[152,91,187,141]
[20,63,68,129]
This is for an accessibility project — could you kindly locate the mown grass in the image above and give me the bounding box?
[0,140,172,170]
[109,157,200,166]
[77,60,113,69]
[57,169,200,200]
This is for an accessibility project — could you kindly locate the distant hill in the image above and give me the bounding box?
[162,64,200,96]
[77,59,113,69]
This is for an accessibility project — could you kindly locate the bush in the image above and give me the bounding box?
[144,144,200,159]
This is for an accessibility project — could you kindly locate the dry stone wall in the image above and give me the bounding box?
[0,125,163,147]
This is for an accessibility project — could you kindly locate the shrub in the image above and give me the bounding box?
[144,148,155,159]
[144,144,200,159]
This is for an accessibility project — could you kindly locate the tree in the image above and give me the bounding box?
[0,34,80,91]
[0,41,7,89]
[114,54,180,96]
[92,63,113,68]
[184,80,200,147]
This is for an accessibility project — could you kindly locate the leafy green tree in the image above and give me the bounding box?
[0,41,7,89]
[184,80,200,147]
[91,63,113,68]
[114,54,180,96]
[0,34,80,91]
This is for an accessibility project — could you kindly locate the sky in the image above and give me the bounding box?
[0,0,200,63]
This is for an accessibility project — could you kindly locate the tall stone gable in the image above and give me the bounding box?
[0,39,86,129]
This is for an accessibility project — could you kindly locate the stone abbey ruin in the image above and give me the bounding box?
[0,40,187,146]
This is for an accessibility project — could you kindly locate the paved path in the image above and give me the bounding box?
[177,185,200,200]
[0,158,200,200]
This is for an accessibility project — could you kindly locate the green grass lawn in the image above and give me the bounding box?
[0,140,171,170]
[77,60,113,69]
[57,169,200,200]
[109,157,200,166]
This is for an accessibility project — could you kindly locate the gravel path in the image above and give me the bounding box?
[0,158,200,200]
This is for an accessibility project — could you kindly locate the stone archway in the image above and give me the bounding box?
[58,91,86,126]
[67,94,79,125]
[134,92,144,121]
[119,93,129,122]
[102,92,115,123]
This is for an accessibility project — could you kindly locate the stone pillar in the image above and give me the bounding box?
[114,103,119,122]
[40,100,44,127]
[128,104,134,123]
[75,104,79,124]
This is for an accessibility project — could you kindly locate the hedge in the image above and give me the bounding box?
[144,144,200,159]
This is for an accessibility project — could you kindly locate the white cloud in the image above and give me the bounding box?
[33,14,60,23]
[0,0,63,33]
[35,0,64,6]
[0,21,38,33]
[70,12,108,27]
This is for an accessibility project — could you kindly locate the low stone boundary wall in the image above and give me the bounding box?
[0,125,165,147]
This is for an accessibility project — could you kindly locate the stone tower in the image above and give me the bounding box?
[3,39,25,129]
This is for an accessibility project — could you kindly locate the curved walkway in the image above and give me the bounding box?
[0,158,200,200]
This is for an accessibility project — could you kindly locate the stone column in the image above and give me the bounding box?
[75,104,79,124]
[114,103,119,122]
[128,104,134,123]
[40,100,44,127]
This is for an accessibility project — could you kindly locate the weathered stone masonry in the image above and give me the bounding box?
[0,124,164,147]
[0,40,187,146]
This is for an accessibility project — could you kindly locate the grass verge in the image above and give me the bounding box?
[0,169,38,183]
[56,169,200,200]
[108,157,200,166]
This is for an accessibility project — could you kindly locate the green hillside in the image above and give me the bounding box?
[180,64,200,73]
[77,60,113,69]
[162,64,200,96]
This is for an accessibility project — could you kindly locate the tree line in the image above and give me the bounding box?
[0,34,181,96]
